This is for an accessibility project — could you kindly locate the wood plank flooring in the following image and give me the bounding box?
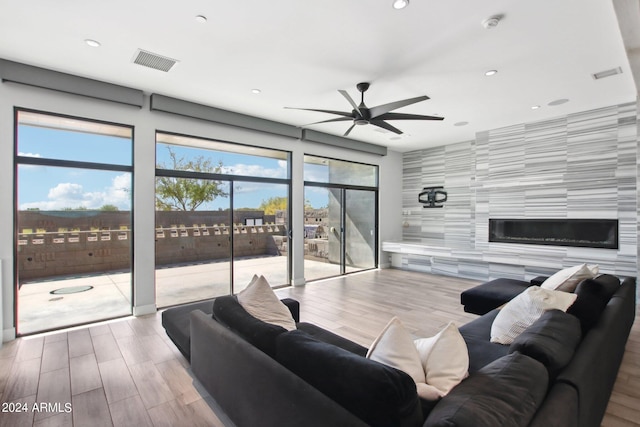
[0,268,638,426]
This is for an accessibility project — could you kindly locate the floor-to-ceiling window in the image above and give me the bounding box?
[155,132,291,307]
[303,155,378,281]
[15,110,133,335]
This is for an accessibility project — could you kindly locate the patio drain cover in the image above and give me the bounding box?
[50,285,94,295]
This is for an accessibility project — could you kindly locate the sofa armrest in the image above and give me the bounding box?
[555,279,636,427]
[190,310,368,427]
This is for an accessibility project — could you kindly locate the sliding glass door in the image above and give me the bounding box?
[232,181,290,293]
[155,132,291,307]
[344,189,376,272]
[303,155,378,281]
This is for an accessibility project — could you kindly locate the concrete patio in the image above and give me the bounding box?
[16,255,354,334]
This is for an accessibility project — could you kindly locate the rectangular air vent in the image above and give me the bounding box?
[132,49,178,72]
[592,66,623,80]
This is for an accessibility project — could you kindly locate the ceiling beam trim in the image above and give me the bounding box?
[0,59,144,107]
[150,94,300,139]
[150,94,387,156]
[301,129,387,156]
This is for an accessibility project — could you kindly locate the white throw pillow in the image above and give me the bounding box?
[491,286,577,344]
[541,264,599,292]
[366,317,425,387]
[414,322,469,400]
[237,275,296,331]
[367,317,469,401]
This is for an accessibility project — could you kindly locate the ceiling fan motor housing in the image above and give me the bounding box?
[286,81,441,136]
[356,82,370,93]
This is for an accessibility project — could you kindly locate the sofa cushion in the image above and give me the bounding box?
[567,275,620,335]
[424,352,549,427]
[237,275,296,331]
[591,274,622,295]
[509,309,581,379]
[276,329,423,427]
[490,286,577,344]
[541,264,598,292]
[459,309,510,373]
[213,295,287,358]
[297,322,368,357]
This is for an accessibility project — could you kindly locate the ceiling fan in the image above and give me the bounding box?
[287,82,443,136]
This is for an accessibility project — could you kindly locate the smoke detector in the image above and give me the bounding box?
[482,15,503,29]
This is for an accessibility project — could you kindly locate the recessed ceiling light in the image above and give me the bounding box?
[531,105,540,110]
[485,70,498,76]
[454,121,469,127]
[251,89,261,94]
[392,0,409,10]
[548,98,569,106]
[84,39,101,48]
[482,15,502,30]
[195,15,207,23]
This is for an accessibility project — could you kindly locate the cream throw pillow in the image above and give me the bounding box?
[367,317,469,401]
[541,264,598,292]
[490,286,577,344]
[366,317,425,386]
[237,275,296,331]
[414,322,469,400]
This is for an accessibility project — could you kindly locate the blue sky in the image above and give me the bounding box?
[17,125,328,211]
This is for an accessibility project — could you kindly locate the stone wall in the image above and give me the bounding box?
[398,102,638,280]
[17,211,285,281]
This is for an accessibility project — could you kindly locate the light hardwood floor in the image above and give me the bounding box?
[0,268,638,426]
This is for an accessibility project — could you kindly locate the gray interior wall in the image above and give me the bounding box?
[401,102,638,278]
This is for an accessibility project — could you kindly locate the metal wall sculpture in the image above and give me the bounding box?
[418,186,447,208]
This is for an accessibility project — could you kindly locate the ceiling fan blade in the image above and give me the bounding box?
[304,117,353,126]
[284,107,354,118]
[369,95,430,118]
[375,112,444,121]
[370,119,403,135]
[343,123,356,136]
[338,90,362,115]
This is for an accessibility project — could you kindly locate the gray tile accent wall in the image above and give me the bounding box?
[396,102,638,281]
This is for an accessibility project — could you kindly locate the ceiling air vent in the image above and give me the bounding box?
[592,67,622,80]
[132,49,178,72]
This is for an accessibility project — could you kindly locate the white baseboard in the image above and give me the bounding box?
[3,327,16,343]
[133,304,157,316]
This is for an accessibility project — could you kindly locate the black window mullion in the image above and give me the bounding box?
[17,156,132,173]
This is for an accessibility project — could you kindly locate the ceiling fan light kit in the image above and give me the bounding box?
[287,82,443,137]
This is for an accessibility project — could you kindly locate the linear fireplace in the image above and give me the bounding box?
[489,219,618,249]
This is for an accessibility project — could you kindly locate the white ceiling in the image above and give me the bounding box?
[0,0,637,152]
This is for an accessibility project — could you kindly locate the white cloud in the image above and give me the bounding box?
[20,173,131,210]
[18,152,41,158]
[222,162,287,179]
[48,183,84,200]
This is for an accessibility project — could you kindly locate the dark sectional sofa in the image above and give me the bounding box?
[162,274,636,427]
